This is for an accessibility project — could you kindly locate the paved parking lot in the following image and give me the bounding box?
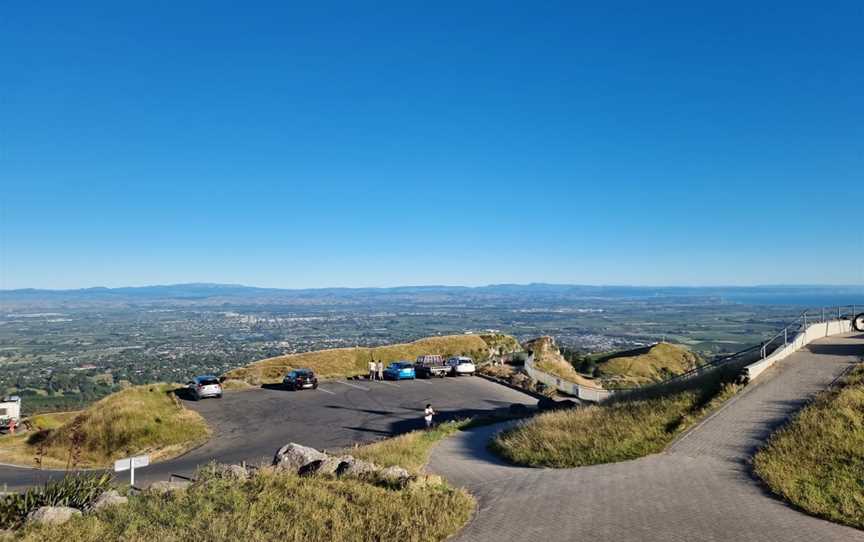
[0,375,535,490]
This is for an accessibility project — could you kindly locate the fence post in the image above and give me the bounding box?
[784,327,787,345]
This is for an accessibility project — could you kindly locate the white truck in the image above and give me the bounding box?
[0,396,21,433]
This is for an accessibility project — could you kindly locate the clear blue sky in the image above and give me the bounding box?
[2,2,862,289]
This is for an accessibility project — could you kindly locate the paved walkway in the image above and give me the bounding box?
[428,333,864,542]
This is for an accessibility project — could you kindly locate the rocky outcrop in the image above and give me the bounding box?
[378,466,412,487]
[272,442,413,485]
[27,506,81,526]
[273,443,328,472]
[91,489,128,511]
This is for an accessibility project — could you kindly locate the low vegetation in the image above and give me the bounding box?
[0,385,210,468]
[16,467,474,542]
[0,473,113,530]
[754,364,864,529]
[350,420,471,474]
[593,342,700,388]
[491,364,743,468]
[226,333,516,384]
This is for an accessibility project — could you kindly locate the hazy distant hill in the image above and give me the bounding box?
[1,282,862,310]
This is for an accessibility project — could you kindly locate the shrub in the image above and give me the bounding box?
[0,473,112,529]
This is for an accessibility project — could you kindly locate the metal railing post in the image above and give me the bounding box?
[784,327,788,345]
[821,307,825,322]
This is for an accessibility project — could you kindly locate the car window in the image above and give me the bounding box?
[200,378,220,386]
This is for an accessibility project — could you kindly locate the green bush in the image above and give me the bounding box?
[0,473,112,529]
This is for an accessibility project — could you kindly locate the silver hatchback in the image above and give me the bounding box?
[187,375,223,400]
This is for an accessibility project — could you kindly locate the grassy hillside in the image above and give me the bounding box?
[491,362,743,468]
[754,365,864,529]
[17,423,476,542]
[2,385,210,468]
[594,342,700,389]
[226,334,513,384]
[524,336,602,389]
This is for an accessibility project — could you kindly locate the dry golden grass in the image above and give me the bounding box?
[18,465,474,542]
[11,385,210,468]
[350,420,471,474]
[595,342,700,388]
[754,365,864,529]
[226,334,497,384]
[526,336,601,388]
[491,371,741,468]
[0,411,81,468]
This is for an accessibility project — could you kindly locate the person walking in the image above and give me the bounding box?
[369,360,377,381]
[424,404,435,429]
[377,360,384,381]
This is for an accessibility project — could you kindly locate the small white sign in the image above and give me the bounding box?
[114,454,150,486]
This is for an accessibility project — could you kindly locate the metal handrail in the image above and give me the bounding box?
[611,304,858,394]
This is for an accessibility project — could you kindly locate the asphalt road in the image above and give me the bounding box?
[0,375,535,491]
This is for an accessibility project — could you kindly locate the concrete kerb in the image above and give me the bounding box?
[744,320,854,382]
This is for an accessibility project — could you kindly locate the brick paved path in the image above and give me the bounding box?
[428,333,864,542]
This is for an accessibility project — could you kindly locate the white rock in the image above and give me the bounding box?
[91,489,128,511]
[273,443,328,472]
[27,506,81,526]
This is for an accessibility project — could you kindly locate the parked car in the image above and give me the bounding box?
[283,368,318,391]
[187,375,223,400]
[447,356,476,376]
[384,361,416,380]
[415,355,449,378]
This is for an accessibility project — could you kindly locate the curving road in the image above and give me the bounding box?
[0,376,535,491]
[428,333,864,542]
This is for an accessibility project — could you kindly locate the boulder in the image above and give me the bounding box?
[215,464,249,481]
[147,480,191,494]
[91,489,128,511]
[299,455,352,477]
[336,457,378,478]
[273,443,328,473]
[378,465,412,487]
[27,506,81,526]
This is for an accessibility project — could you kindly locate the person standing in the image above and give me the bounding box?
[369,360,377,381]
[377,360,384,381]
[424,404,435,429]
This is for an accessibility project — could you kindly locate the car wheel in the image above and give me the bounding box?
[217,394,223,398]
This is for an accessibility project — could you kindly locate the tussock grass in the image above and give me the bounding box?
[226,334,501,384]
[350,420,471,473]
[491,363,743,468]
[754,364,864,529]
[19,467,474,542]
[26,385,210,467]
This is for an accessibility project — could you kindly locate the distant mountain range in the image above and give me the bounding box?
[2,283,863,310]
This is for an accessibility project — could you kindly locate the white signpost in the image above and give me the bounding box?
[114,454,149,486]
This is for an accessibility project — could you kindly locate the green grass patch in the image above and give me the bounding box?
[25,384,210,468]
[350,420,471,474]
[18,466,474,542]
[753,364,864,529]
[490,365,742,468]
[594,342,700,389]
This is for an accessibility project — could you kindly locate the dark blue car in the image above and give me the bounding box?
[384,361,416,380]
